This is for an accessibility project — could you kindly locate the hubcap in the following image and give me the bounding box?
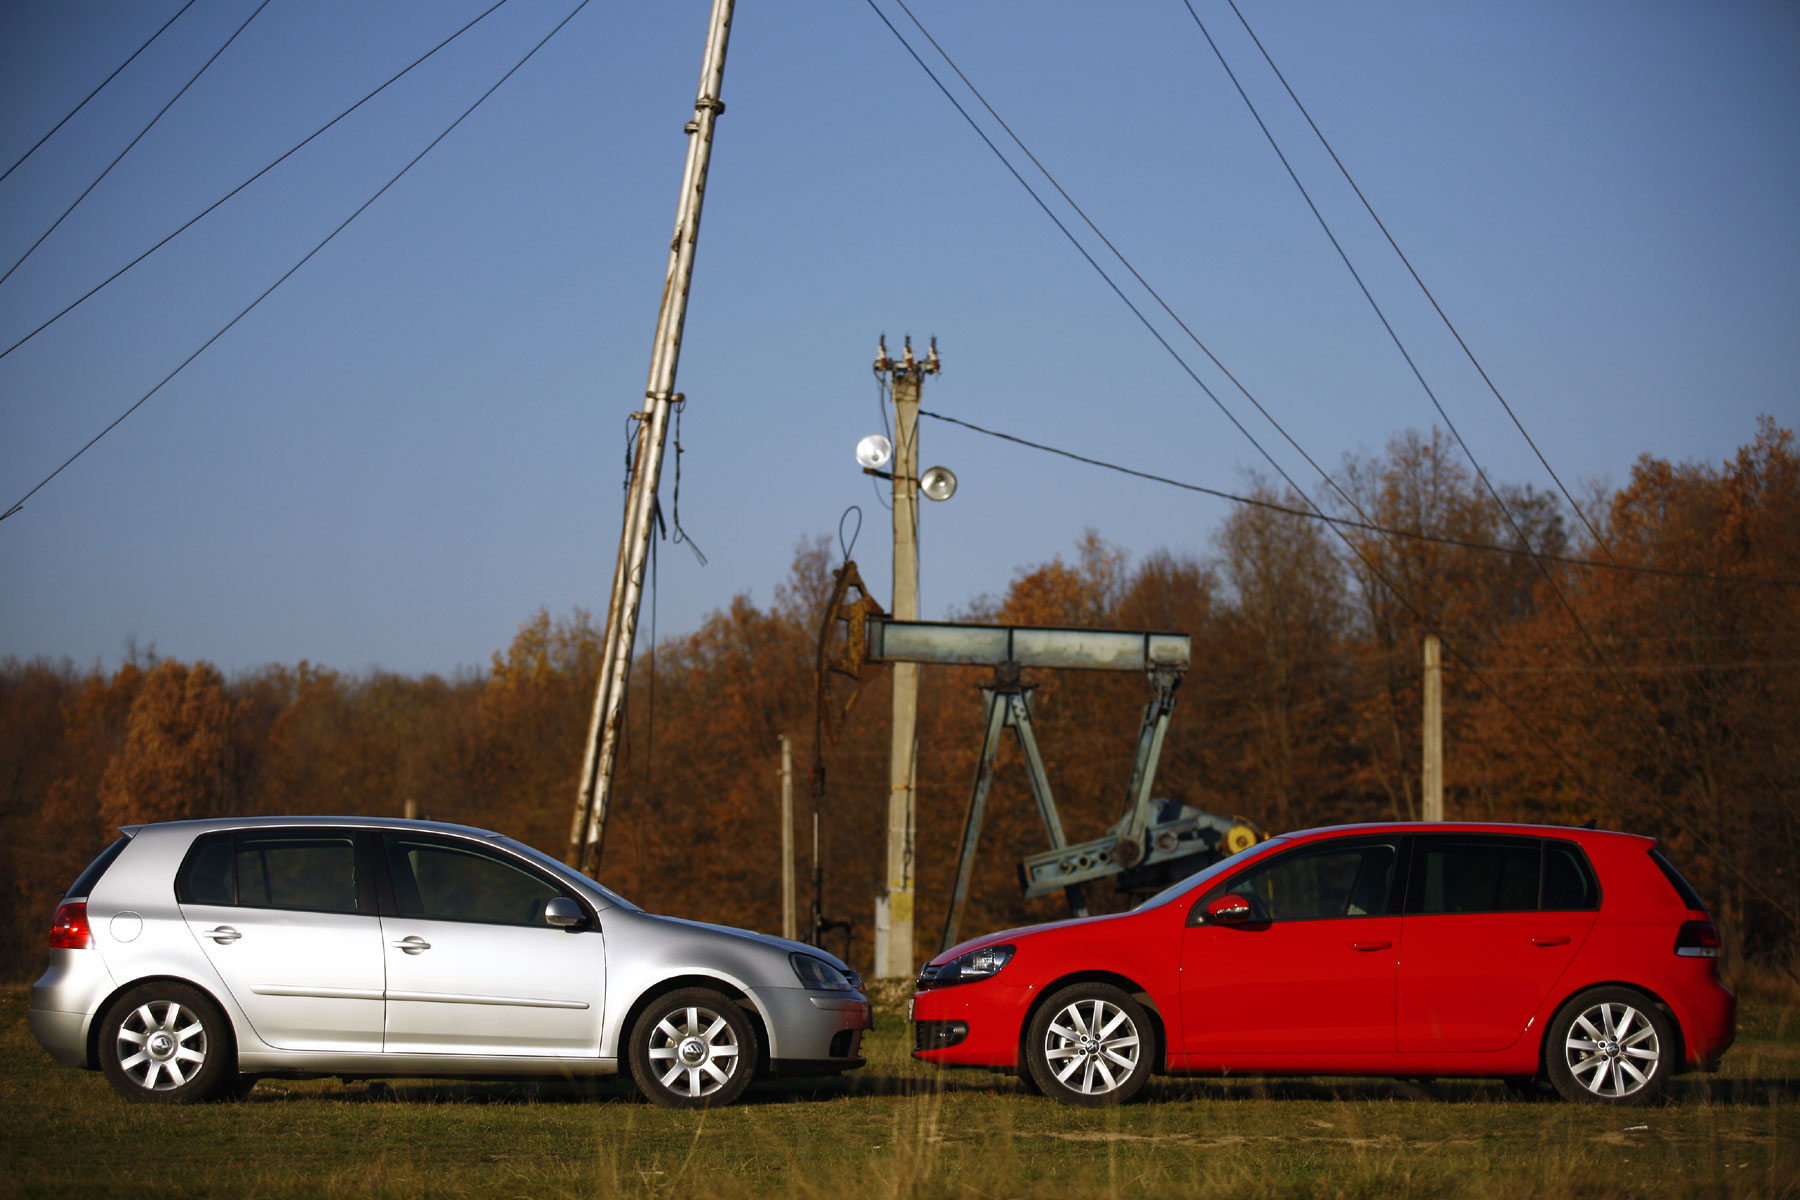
[646,1005,740,1098]
[1564,1001,1660,1098]
[115,1000,208,1092]
[1043,998,1140,1095]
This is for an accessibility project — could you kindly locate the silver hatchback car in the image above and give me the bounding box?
[30,817,871,1107]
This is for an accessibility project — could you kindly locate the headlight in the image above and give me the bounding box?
[790,952,855,991]
[919,944,1014,987]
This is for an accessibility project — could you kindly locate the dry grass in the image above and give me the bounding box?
[2,986,1795,1199]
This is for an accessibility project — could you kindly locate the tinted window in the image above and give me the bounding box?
[1543,841,1600,910]
[1649,848,1707,912]
[66,835,131,899]
[1411,836,1538,914]
[384,836,564,927]
[176,830,360,914]
[1202,839,1397,923]
[1406,835,1599,914]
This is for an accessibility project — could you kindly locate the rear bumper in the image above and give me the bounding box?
[30,950,115,1069]
[28,1007,89,1068]
[1676,982,1737,1068]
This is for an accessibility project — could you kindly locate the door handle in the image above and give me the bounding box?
[1531,935,1571,947]
[392,935,431,955]
[1351,940,1393,952]
[202,926,241,944]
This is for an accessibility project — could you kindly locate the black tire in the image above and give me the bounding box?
[628,988,757,1109]
[1544,986,1675,1106]
[1025,983,1155,1106]
[99,982,237,1104]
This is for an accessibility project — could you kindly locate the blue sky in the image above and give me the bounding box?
[3,1,1795,678]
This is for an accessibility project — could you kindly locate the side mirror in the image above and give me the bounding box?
[545,896,586,929]
[1204,894,1257,925]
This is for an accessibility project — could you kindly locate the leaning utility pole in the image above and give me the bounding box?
[567,0,734,873]
[873,336,938,978]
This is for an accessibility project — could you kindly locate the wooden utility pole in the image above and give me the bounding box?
[566,0,734,873]
[874,336,937,978]
[780,734,796,941]
[1422,634,1444,821]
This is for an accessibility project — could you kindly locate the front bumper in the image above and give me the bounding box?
[910,978,1035,1068]
[755,988,872,1074]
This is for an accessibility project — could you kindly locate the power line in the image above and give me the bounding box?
[860,1,1751,823]
[0,0,273,290]
[1178,3,1791,920]
[1,0,516,364]
[1220,0,1616,562]
[2,0,593,523]
[0,0,201,186]
[918,408,1800,589]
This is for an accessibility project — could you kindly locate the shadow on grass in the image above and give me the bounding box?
[239,1068,1800,1109]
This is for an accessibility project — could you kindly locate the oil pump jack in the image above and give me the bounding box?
[815,562,1262,954]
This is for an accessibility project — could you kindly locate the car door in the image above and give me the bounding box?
[1180,835,1402,1060]
[377,832,606,1056]
[1395,834,1599,1053]
[176,828,386,1051]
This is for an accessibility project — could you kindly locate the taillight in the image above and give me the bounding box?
[49,901,92,950]
[1675,919,1720,958]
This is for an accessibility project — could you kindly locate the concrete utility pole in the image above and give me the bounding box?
[567,0,734,873]
[873,335,938,979]
[1422,634,1444,821]
[780,734,796,941]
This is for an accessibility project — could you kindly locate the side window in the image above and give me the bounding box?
[175,830,360,914]
[1406,835,1600,914]
[1542,840,1601,910]
[384,836,564,927]
[1201,839,1397,923]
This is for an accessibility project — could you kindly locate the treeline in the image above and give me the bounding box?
[3,420,1795,981]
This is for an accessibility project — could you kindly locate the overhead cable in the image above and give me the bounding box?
[1180,1,1782,914]
[0,0,201,186]
[1221,0,1615,560]
[2,0,593,523]
[918,408,1800,589]
[0,0,273,290]
[1,0,516,364]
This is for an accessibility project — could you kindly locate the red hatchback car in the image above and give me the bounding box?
[911,823,1734,1106]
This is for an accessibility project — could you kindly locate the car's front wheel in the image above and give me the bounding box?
[1025,982,1154,1106]
[628,988,757,1109]
[1544,986,1675,1105]
[99,982,236,1104]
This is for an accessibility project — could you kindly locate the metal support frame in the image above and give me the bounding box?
[941,675,1090,953]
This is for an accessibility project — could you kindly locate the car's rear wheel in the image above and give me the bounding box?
[628,988,757,1109]
[99,982,236,1104]
[1025,983,1154,1106]
[1545,986,1674,1105]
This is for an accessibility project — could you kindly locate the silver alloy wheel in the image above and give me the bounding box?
[114,1000,209,1093]
[1041,996,1141,1096]
[645,1004,741,1099]
[1562,1000,1661,1098]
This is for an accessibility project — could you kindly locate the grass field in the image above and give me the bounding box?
[2,982,1795,1199]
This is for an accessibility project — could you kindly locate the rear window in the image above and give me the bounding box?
[1649,848,1709,913]
[65,836,131,900]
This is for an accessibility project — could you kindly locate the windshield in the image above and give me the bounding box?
[500,835,643,912]
[1133,835,1290,911]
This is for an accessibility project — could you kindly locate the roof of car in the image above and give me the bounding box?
[119,815,506,840]
[1275,820,1651,845]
